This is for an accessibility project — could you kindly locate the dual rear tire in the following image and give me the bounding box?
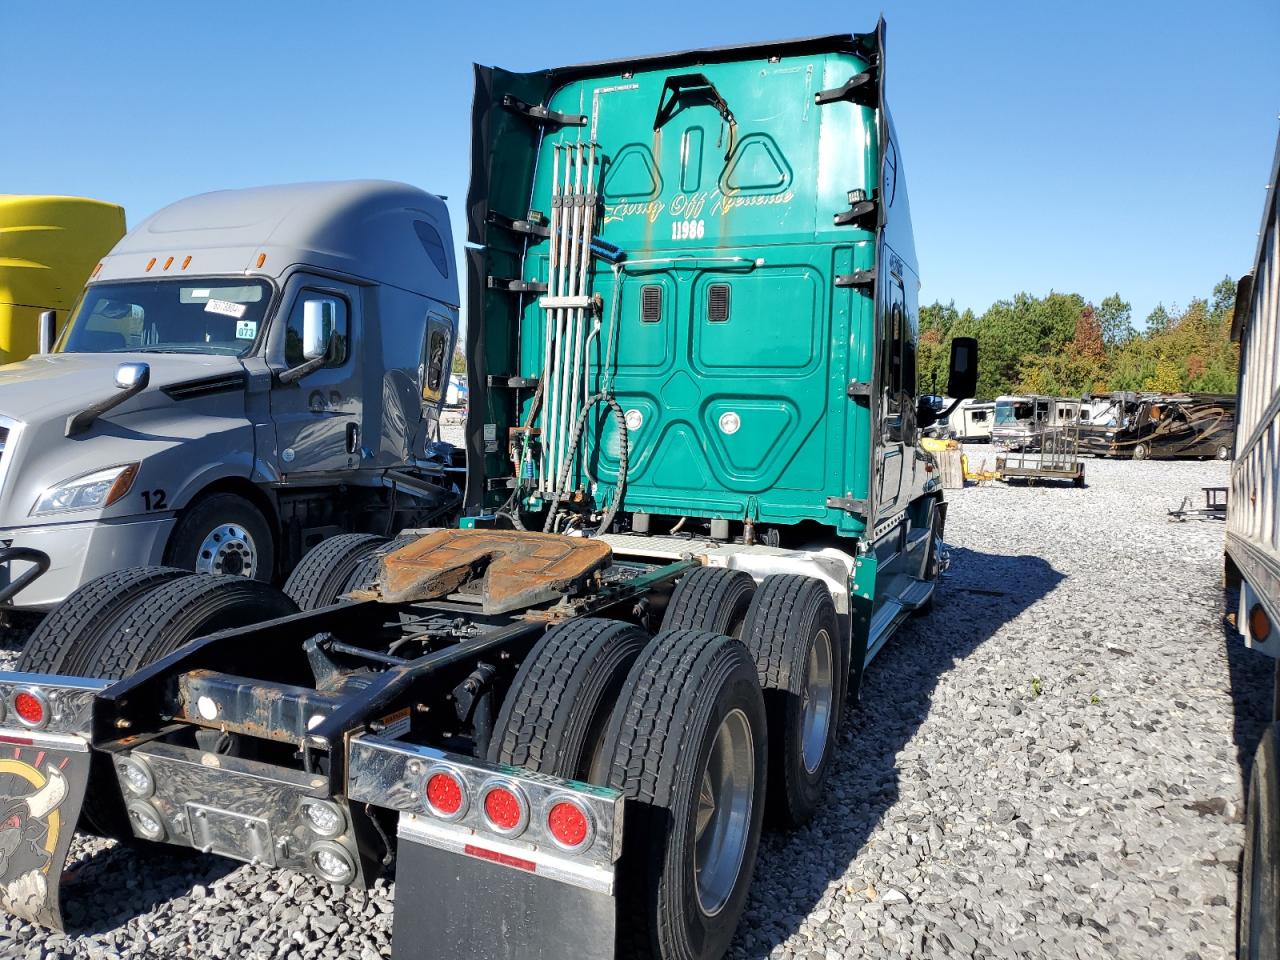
[491,567,847,959]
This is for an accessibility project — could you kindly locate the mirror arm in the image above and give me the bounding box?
[277,333,338,385]
[65,375,149,438]
[277,356,325,386]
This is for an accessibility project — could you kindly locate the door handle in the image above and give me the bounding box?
[346,422,360,454]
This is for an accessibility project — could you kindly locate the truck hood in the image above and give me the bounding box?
[0,353,246,424]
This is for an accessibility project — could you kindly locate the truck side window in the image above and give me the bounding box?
[882,279,906,439]
[285,293,349,368]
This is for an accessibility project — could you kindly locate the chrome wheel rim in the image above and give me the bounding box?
[800,629,835,774]
[195,523,257,577]
[694,707,755,917]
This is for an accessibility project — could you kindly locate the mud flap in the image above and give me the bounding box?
[0,730,92,929]
[392,837,617,960]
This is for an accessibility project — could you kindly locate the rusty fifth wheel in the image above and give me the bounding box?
[604,629,767,960]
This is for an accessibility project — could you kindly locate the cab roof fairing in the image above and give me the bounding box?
[464,26,887,249]
[93,180,458,308]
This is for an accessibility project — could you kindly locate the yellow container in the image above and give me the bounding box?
[0,195,126,364]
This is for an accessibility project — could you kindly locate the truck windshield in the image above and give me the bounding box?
[994,401,1032,425]
[57,279,272,356]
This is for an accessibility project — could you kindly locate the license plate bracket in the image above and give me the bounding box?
[186,803,276,866]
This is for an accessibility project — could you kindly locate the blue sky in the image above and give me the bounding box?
[2,1,1276,327]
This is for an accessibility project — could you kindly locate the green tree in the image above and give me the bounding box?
[1145,303,1171,334]
[1096,294,1134,348]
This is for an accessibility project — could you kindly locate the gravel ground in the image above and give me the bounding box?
[0,451,1268,959]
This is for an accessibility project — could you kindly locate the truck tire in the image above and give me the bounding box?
[740,576,844,828]
[603,629,767,960]
[164,492,274,581]
[90,574,299,681]
[284,533,389,610]
[16,566,189,676]
[489,618,648,782]
[342,533,424,595]
[1218,444,1232,461]
[1131,442,1149,461]
[1241,723,1280,960]
[661,567,755,638]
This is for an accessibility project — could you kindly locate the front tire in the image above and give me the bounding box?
[1242,724,1280,960]
[1218,444,1232,461]
[164,492,274,581]
[1131,443,1149,461]
[604,629,767,960]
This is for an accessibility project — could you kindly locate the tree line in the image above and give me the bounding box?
[917,276,1240,400]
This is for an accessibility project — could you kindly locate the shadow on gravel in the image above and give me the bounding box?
[60,842,236,934]
[732,545,1064,957]
[1221,587,1273,785]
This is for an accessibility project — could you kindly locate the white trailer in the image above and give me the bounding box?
[1230,128,1280,958]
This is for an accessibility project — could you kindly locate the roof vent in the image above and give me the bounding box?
[708,284,730,323]
[641,285,662,323]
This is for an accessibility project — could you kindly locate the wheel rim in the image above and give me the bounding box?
[1219,446,1230,460]
[693,707,755,917]
[800,629,835,775]
[194,523,258,577]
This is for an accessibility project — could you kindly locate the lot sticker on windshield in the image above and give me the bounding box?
[189,288,211,299]
[206,298,247,319]
[235,320,258,340]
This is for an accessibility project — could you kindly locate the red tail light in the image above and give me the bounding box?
[482,782,528,837]
[424,768,467,820]
[547,798,592,850]
[12,690,47,728]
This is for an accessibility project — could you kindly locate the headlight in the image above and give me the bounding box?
[31,463,139,516]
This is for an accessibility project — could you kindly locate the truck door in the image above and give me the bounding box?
[876,272,907,516]
[268,275,364,475]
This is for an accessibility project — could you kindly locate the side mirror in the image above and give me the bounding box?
[38,311,56,354]
[947,336,978,400]
[916,397,938,428]
[302,299,337,361]
[115,361,150,391]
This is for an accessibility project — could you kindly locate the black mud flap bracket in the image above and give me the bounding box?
[501,94,586,128]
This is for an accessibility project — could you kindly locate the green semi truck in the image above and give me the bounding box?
[0,23,974,960]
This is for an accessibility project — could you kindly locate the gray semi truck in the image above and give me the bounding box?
[0,180,459,614]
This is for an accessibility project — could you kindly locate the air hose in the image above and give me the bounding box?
[543,392,628,537]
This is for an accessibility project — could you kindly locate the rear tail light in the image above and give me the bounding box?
[546,797,594,850]
[1251,604,1273,644]
[12,689,47,729]
[481,780,528,837]
[309,841,357,884]
[424,766,468,821]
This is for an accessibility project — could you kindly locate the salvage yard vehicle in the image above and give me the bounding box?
[995,397,1085,486]
[1080,393,1236,461]
[992,394,1046,450]
[953,398,994,442]
[0,23,976,960]
[0,181,459,613]
[1230,130,1280,960]
[0,195,125,364]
